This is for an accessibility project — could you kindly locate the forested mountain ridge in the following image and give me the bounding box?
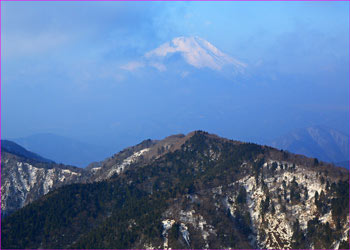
[1,134,187,216]
[1,131,349,249]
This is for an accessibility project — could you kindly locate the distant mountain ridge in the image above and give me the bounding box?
[10,133,112,167]
[270,126,349,168]
[1,140,53,163]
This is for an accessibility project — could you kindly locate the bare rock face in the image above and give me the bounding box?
[1,151,87,216]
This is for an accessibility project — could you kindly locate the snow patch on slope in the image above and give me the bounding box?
[233,160,337,249]
[2,160,83,215]
[162,219,175,249]
[106,148,150,178]
[180,223,190,246]
[179,209,216,248]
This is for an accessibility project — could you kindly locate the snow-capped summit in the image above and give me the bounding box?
[145,36,246,72]
[122,36,246,73]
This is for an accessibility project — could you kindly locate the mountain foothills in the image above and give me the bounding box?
[1,131,349,249]
[271,126,349,168]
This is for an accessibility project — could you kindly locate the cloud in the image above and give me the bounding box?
[149,62,166,72]
[2,31,70,59]
[120,60,166,72]
[204,20,212,26]
[120,61,145,71]
[181,71,189,78]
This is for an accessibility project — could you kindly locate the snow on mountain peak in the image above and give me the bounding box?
[122,36,246,73]
[145,36,246,72]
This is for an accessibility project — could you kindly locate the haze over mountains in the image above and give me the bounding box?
[3,2,348,173]
[9,133,113,167]
[5,123,348,170]
[3,32,348,151]
[270,126,349,168]
[4,18,346,169]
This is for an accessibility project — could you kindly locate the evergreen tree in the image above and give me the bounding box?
[291,219,306,248]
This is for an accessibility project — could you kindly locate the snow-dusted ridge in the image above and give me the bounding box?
[2,131,348,249]
[1,156,85,216]
[155,159,348,249]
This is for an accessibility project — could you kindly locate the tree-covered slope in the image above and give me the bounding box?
[2,131,349,249]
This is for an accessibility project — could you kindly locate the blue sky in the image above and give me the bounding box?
[1,1,349,150]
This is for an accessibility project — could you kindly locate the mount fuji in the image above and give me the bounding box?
[121,36,247,75]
